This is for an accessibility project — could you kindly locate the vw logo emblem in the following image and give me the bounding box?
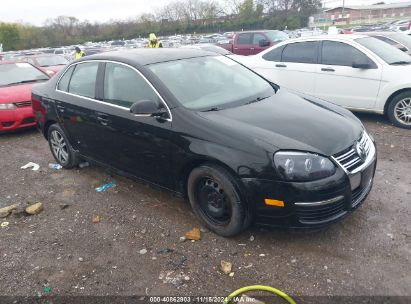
[356,141,367,161]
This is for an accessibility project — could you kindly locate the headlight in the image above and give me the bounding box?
[0,104,16,110]
[274,151,336,181]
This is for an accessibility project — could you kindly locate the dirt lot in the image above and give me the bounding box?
[0,113,410,303]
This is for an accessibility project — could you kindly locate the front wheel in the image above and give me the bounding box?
[387,93,411,129]
[187,164,250,237]
[47,124,79,168]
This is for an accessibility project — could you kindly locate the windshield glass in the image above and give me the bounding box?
[148,56,275,111]
[265,31,289,42]
[356,36,411,64]
[390,33,411,47]
[0,63,49,86]
[36,55,69,67]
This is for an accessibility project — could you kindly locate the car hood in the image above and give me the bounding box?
[0,83,34,103]
[197,89,363,156]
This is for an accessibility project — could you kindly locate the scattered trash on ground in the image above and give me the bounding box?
[185,227,201,240]
[78,257,84,262]
[21,162,40,171]
[229,272,234,277]
[92,215,101,224]
[25,202,43,215]
[220,260,232,274]
[159,271,189,288]
[95,182,116,192]
[79,162,89,168]
[139,249,148,255]
[0,204,19,218]
[43,287,52,294]
[249,235,255,241]
[179,236,186,242]
[48,163,62,170]
[1,221,9,228]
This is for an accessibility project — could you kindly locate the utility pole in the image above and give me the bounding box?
[342,0,345,17]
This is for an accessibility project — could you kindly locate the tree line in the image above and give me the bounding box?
[0,0,321,51]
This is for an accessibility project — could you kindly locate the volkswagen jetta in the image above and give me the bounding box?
[32,49,377,236]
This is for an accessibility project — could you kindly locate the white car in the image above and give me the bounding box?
[233,35,411,129]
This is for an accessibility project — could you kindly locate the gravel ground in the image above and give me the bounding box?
[0,113,410,303]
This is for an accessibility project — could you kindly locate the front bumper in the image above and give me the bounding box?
[242,143,377,229]
[0,107,36,132]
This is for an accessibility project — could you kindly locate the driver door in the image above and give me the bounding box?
[315,40,382,109]
[89,62,175,186]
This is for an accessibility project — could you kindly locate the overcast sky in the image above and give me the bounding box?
[1,0,411,26]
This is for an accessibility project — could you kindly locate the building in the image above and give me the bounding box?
[321,1,411,24]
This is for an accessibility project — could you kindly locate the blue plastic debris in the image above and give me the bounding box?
[95,182,116,192]
[49,163,62,170]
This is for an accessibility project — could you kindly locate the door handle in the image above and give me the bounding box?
[275,64,287,68]
[321,67,335,72]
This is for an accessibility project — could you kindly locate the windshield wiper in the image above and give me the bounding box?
[390,61,411,65]
[6,79,48,85]
[246,96,269,105]
[202,107,221,112]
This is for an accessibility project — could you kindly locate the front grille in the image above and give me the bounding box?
[14,101,32,107]
[2,121,15,127]
[296,198,346,224]
[351,178,373,208]
[333,132,371,173]
[21,117,35,124]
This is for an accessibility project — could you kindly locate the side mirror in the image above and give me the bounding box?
[399,46,408,52]
[352,61,371,69]
[259,39,270,47]
[130,99,168,118]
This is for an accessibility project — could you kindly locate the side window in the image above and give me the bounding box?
[236,33,252,45]
[253,33,266,45]
[322,41,375,67]
[103,63,160,108]
[282,41,318,64]
[57,65,75,92]
[262,46,284,62]
[68,62,99,98]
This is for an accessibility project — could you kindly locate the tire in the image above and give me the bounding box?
[47,124,79,168]
[187,164,250,237]
[387,92,411,129]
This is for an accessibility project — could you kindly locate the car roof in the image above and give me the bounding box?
[77,48,217,66]
[286,34,368,42]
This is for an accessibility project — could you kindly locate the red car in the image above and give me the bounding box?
[20,54,69,77]
[0,62,49,132]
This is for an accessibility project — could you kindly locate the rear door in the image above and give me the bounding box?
[315,40,382,109]
[54,61,102,157]
[254,41,319,96]
[234,33,254,56]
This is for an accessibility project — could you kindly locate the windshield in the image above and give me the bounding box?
[265,31,289,42]
[148,56,275,111]
[390,33,411,48]
[0,63,49,86]
[356,37,411,64]
[36,55,69,67]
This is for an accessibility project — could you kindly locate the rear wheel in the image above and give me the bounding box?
[47,124,79,168]
[187,164,250,237]
[387,92,411,129]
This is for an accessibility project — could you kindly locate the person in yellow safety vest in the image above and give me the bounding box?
[74,47,86,59]
[148,33,162,48]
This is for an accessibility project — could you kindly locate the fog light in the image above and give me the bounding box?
[264,199,284,207]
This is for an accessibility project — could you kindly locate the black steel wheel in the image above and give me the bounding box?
[187,164,250,237]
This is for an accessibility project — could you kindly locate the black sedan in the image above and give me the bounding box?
[32,49,377,236]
